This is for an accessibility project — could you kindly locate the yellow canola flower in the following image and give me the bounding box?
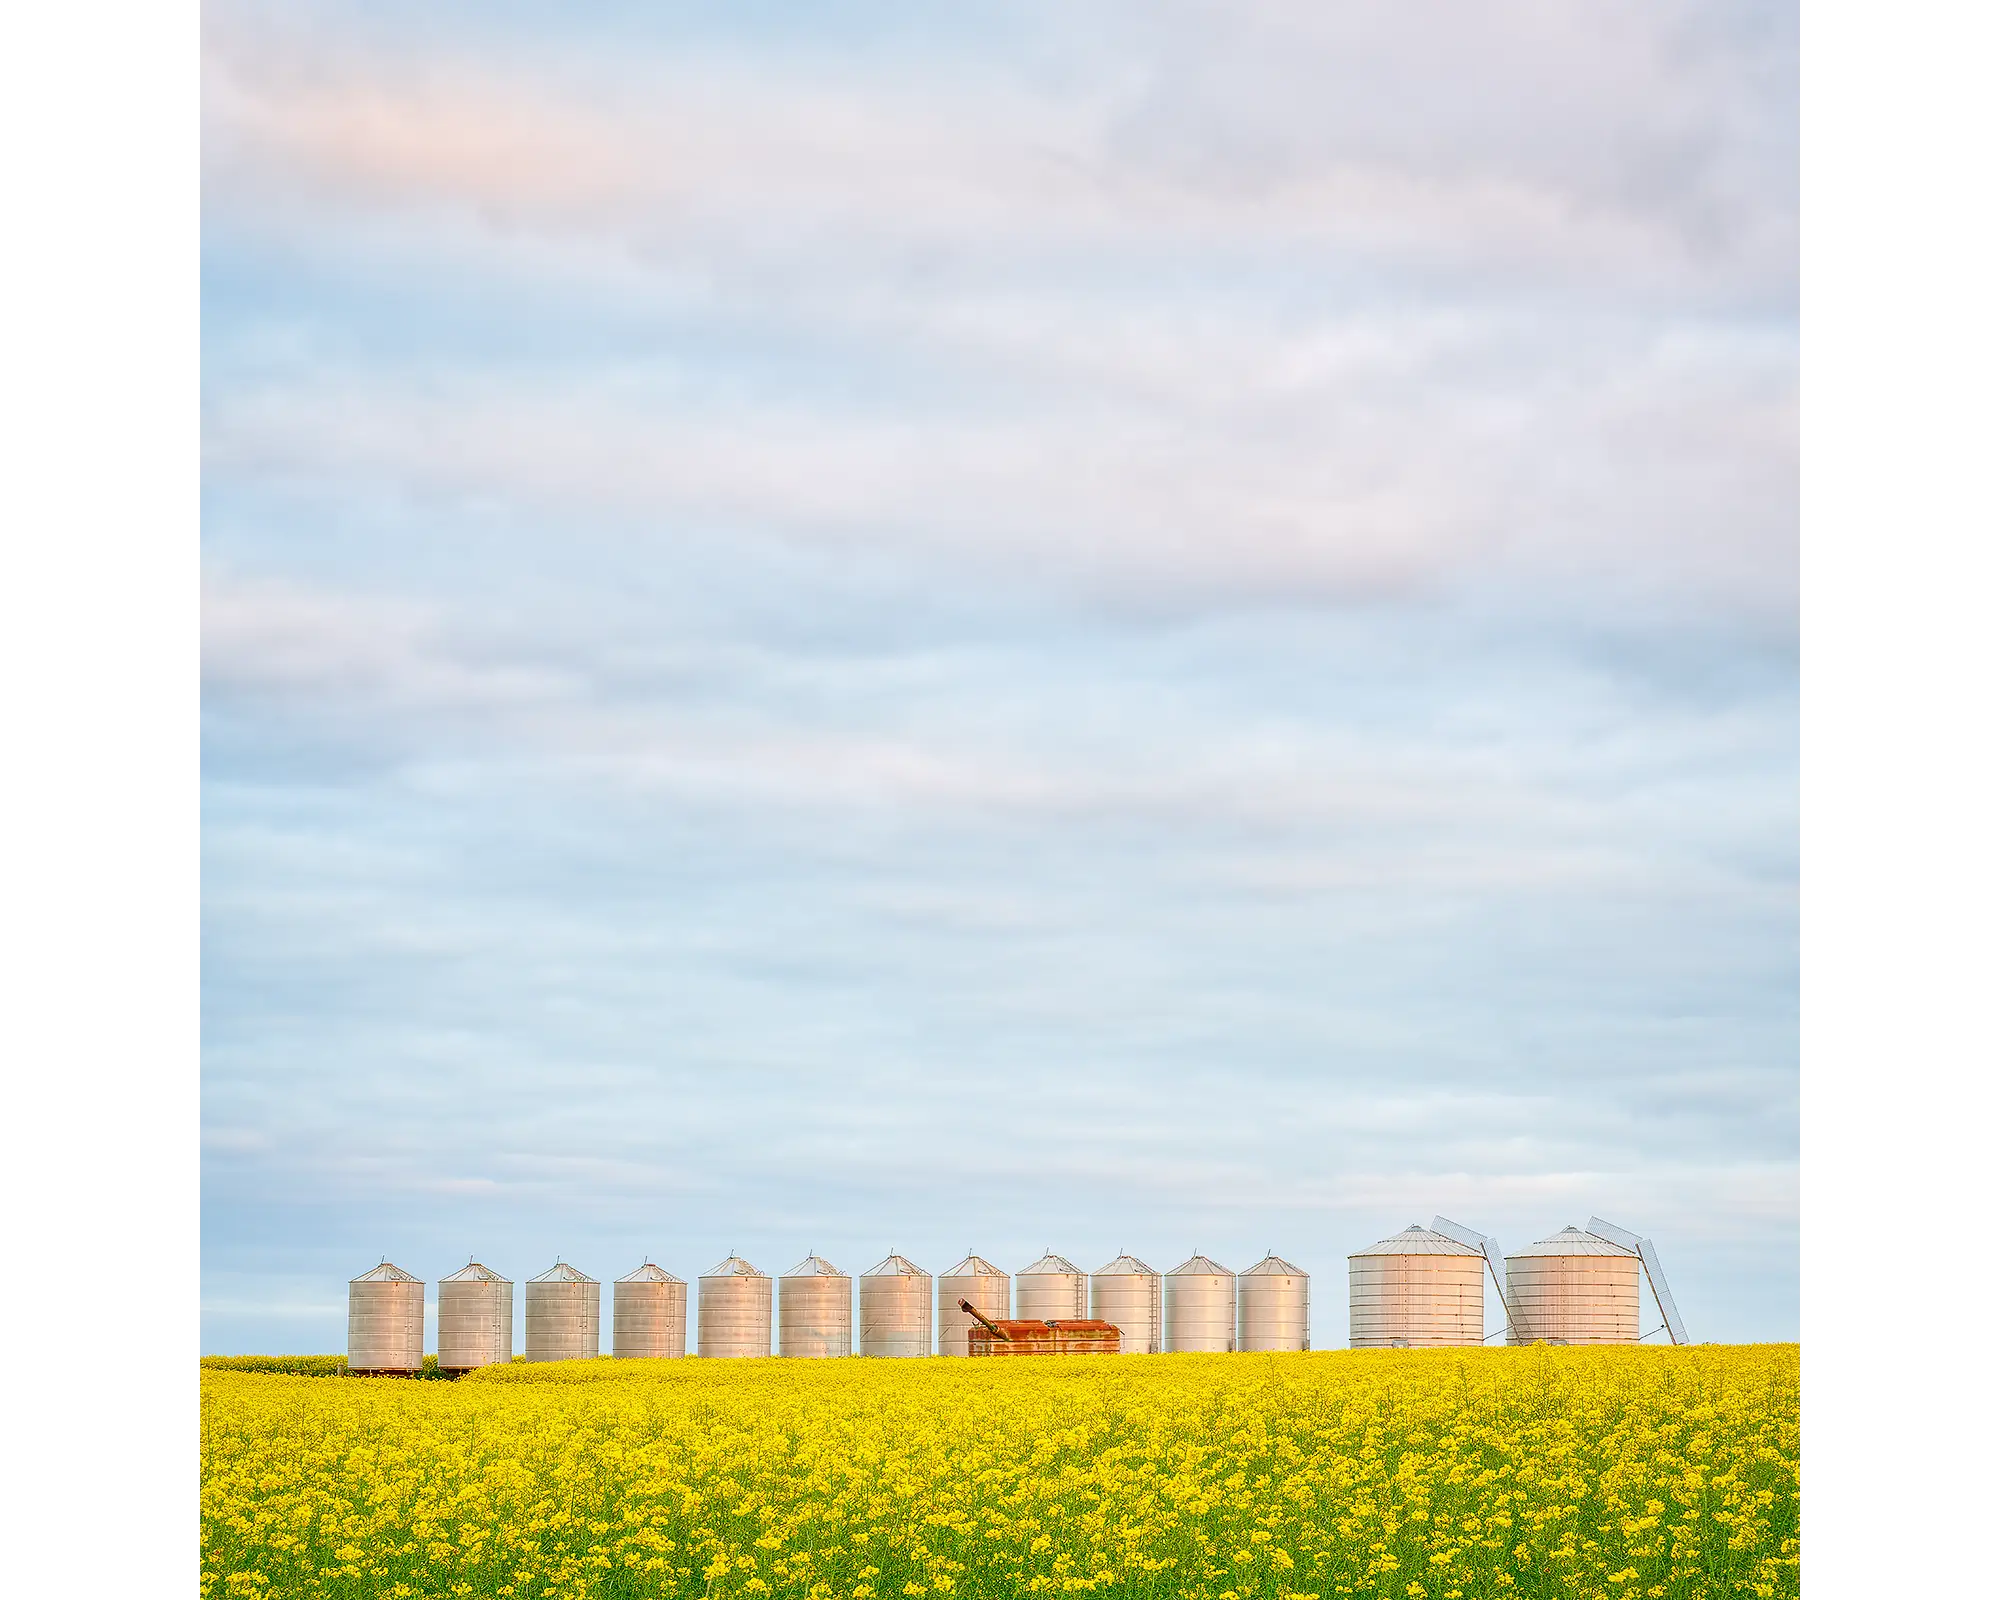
[202,1343,1797,1599]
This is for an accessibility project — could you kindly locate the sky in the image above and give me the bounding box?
[201,0,1798,1353]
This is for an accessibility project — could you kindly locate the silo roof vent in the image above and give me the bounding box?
[618,1262,683,1283]
[864,1253,929,1277]
[530,1261,597,1284]
[1351,1225,1483,1258]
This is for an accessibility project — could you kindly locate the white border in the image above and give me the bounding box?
[0,1,196,1588]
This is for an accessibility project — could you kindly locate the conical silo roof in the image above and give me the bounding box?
[944,1253,1005,1277]
[785,1254,847,1277]
[1095,1253,1157,1276]
[443,1262,510,1283]
[1168,1253,1234,1276]
[863,1253,929,1277]
[530,1260,597,1283]
[1241,1253,1306,1277]
[618,1262,684,1283]
[1351,1224,1482,1258]
[1020,1251,1083,1275]
[1511,1225,1636,1258]
[703,1255,766,1278]
[352,1261,420,1283]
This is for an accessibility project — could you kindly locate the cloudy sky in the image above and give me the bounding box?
[202,0,1797,1353]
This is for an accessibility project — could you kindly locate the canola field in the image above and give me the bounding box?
[201,1345,1797,1600]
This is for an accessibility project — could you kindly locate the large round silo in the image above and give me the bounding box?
[1091,1254,1163,1355]
[697,1256,772,1358]
[1349,1224,1485,1348]
[937,1254,1010,1357]
[1505,1226,1642,1344]
[613,1262,687,1358]
[347,1261,424,1374]
[1165,1254,1236,1353]
[438,1261,513,1371]
[859,1253,932,1357]
[1237,1253,1309,1352]
[779,1255,852,1358]
[1015,1251,1088,1323]
[526,1261,601,1361]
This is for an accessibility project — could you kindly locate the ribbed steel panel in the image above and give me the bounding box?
[780,1256,852,1358]
[526,1262,600,1362]
[859,1254,932,1357]
[614,1264,687,1359]
[1349,1227,1484,1347]
[613,1263,687,1359]
[1505,1227,1643,1344]
[438,1262,513,1371]
[1015,1252,1088,1323]
[938,1255,1010,1357]
[1091,1254,1163,1355]
[1165,1254,1236,1353]
[698,1257,772,1358]
[347,1262,424,1373]
[1237,1253,1309,1352]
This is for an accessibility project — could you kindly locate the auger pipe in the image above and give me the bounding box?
[957,1298,1011,1341]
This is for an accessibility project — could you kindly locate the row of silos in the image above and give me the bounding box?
[349,1249,1315,1370]
[351,1226,1663,1370]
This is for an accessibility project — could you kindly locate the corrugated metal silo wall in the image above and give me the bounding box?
[614,1280,688,1358]
[698,1275,772,1358]
[347,1280,425,1372]
[779,1275,853,1357]
[1165,1272,1236,1352]
[1347,1255,1485,1347]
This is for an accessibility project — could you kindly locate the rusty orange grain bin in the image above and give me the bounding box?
[965,1317,1121,1356]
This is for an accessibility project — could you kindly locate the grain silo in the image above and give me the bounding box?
[859,1254,932,1357]
[1015,1251,1088,1323]
[1349,1225,1485,1347]
[780,1254,852,1358]
[937,1254,1010,1357]
[698,1256,772,1358]
[613,1262,687,1358]
[1505,1226,1642,1344]
[347,1261,424,1374]
[1237,1253,1309,1352]
[438,1261,513,1372]
[1091,1254,1163,1355]
[1164,1254,1236,1353]
[526,1261,600,1361]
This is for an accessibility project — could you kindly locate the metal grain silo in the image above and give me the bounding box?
[1237,1253,1310,1352]
[1164,1254,1236,1353]
[697,1255,772,1358]
[779,1254,852,1358]
[859,1253,932,1357]
[1348,1225,1485,1347]
[526,1261,600,1361]
[347,1261,424,1374]
[1015,1251,1088,1323]
[1091,1253,1163,1355]
[613,1262,687,1358]
[1505,1226,1643,1344]
[438,1261,513,1371]
[937,1254,1010,1357]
